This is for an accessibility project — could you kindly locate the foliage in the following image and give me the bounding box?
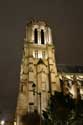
[21,93,83,125]
[42,92,78,125]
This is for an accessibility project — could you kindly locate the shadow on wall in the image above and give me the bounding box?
[21,109,43,125]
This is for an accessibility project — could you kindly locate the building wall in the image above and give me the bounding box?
[16,20,61,125]
[59,72,83,100]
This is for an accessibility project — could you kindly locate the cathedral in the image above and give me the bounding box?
[16,20,61,125]
[16,20,83,125]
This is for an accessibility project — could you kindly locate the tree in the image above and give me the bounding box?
[43,92,75,125]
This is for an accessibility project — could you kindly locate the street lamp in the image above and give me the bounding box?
[32,83,42,125]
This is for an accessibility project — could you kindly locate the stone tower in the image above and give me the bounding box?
[16,20,61,125]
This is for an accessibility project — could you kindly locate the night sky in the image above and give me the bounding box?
[0,0,83,121]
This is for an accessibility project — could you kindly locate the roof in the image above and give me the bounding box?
[57,64,83,73]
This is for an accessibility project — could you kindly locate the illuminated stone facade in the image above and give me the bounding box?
[59,72,83,100]
[16,20,61,125]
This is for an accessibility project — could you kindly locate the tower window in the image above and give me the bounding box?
[42,51,45,58]
[34,29,38,44]
[35,50,38,58]
[33,50,38,58]
[41,30,44,44]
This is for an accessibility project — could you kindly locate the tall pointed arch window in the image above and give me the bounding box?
[42,51,45,58]
[35,50,38,58]
[34,29,38,44]
[41,30,44,44]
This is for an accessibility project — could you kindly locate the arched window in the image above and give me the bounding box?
[41,30,44,44]
[42,51,45,58]
[33,50,38,58]
[34,29,38,44]
[35,50,38,58]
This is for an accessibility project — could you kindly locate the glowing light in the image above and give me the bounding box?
[1,120,5,125]
[69,85,77,99]
[14,121,16,125]
[80,88,83,100]
[33,50,46,59]
[38,52,42,58]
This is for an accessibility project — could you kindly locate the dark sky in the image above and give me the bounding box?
[0,0,83,121]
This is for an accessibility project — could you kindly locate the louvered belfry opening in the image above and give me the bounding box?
[34,28,38,44]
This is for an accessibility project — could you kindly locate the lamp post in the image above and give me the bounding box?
[32,83,42,125]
